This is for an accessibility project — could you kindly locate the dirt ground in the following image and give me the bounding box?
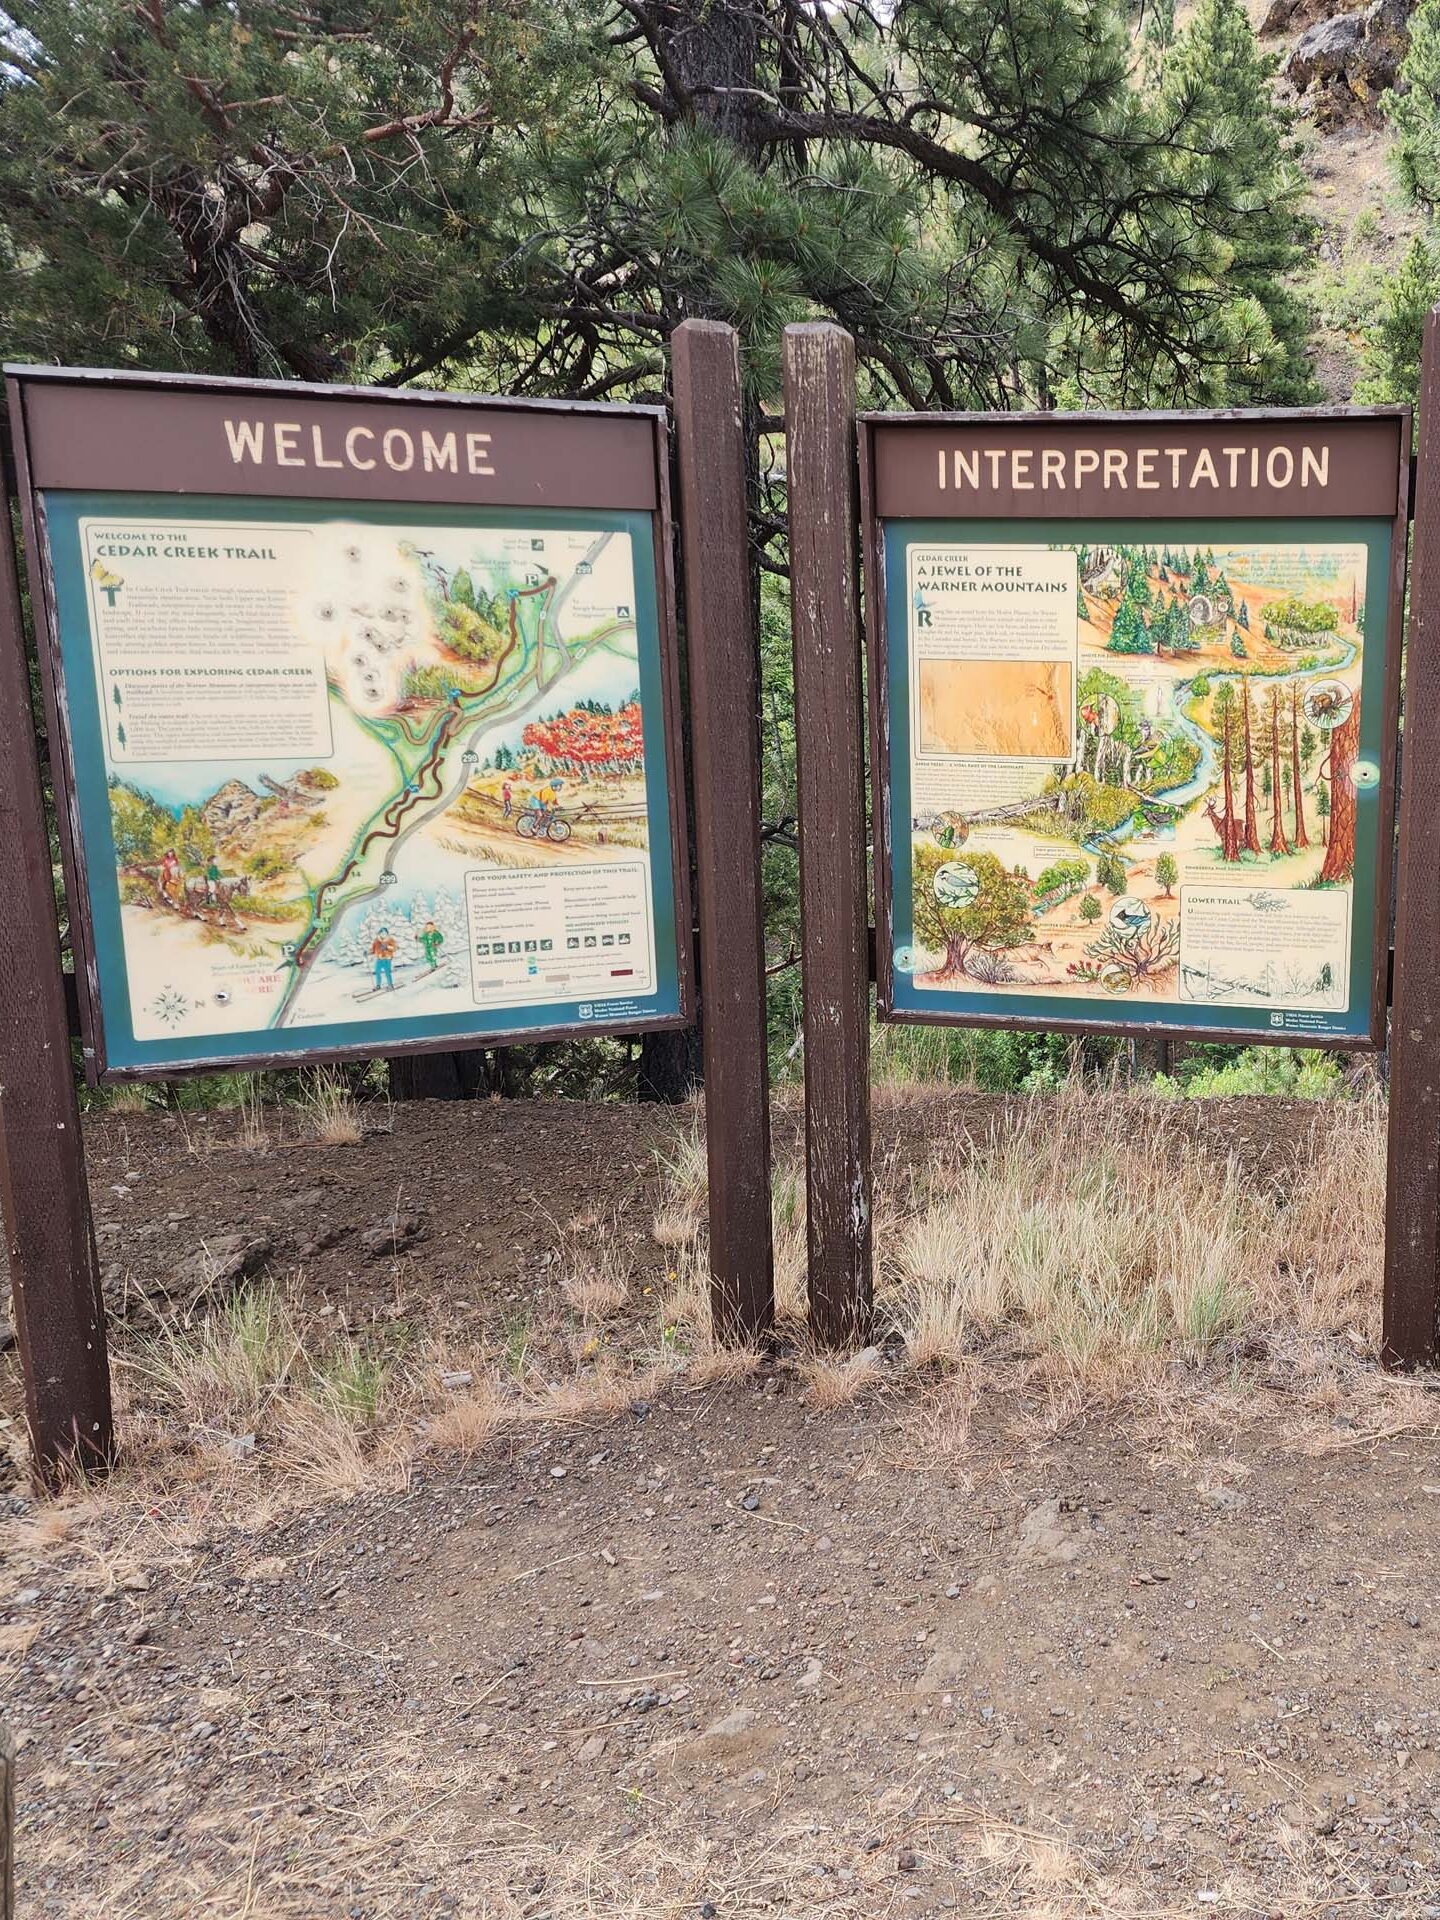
[2,1095,1439,1917]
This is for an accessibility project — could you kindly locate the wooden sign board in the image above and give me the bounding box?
[861,409,1411,1047]
[7,368,693,1080]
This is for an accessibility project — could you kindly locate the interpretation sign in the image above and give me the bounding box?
[9,371,691,1077]
[863,412,1410,1045]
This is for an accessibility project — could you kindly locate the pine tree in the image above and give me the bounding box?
[1357,237,1440,406]
[1388,0,1440,214]
[1154,0,1318,404]
[1,0,1321,410]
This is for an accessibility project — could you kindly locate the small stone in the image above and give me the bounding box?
[796,1658,824,1693]
[1314,1810,1337,1835]
[703,1708,757,1739]
[897,1848,918,1872]
[0,1320,14,1354]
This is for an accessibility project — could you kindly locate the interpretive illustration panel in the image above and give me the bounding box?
[884,519,1395,1041]
[42,494,683,1071]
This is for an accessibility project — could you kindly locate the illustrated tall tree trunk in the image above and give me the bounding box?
[1268,697,1290,856]
[1320,702,1360,884]
[1241,681,1261,853]
[1289,684,1309,848]
[1220,716,1241,862]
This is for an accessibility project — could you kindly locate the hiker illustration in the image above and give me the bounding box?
[370,927,398,991]
[501,779,513,819]
[420,919,444,971]
[160,848,181,899]
[205,856,222,904]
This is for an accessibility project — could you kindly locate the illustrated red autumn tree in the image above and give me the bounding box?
[521,702,643,778]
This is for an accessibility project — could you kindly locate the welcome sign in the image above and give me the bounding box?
[9,366,692,1079]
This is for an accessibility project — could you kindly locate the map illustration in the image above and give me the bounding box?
[76,509,667,1047]
[900,538,1374,1024]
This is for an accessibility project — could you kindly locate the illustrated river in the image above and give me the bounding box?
[1080,634,1358,853]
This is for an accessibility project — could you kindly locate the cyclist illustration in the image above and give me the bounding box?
[516,776,571,843]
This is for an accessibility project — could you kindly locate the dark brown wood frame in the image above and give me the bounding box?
[785,324,874,1345]
[5,365,695,1083]
[1384,307,1440,1369]
[858,406,1413,1052]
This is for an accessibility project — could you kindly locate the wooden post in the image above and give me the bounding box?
[782,322,873,1345]
[0,472,115,1478]
[1384,305,1440,1369]
[671,320,775,1341]
[0,1723,12,1920]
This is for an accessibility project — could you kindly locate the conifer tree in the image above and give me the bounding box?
[1154,0,1317,404]
[1,0,1320,410]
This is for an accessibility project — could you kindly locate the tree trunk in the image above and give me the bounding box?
[1241,682,1261,853]
[637,1026,704,1104]
[665,0,762,144]
[1268,702,1290,856]
[1220,720,1241,862]
[388,1048,516,1100]
[1320,703,1359,884]
[1290,685,1309,848]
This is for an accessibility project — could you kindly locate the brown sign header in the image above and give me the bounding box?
[9,370,661,513]
[867,412,1407,520]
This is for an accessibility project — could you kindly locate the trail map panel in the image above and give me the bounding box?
[866,414,1408,1046]
[10,369,687,1077]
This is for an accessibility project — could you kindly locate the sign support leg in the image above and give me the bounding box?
[782,322,873,1345]
[1384,305,1440,1369]
[0,477,114,1480]
[672,320,775,1341]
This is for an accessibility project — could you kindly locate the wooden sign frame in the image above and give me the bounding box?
[7,365,695,1083]
[859,407,1412,1051]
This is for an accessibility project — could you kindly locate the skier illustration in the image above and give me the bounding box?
[370,927,398,991]
[420,920,445,971]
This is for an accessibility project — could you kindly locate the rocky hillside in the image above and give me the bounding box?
[1246,0,1425,398]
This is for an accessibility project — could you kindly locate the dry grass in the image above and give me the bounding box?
[235,1075,270,1152]
[878,1085,1385,1380]
[8,1086,1430,1534]
[295,1067,366,1145]
[796,1342,885,1408]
